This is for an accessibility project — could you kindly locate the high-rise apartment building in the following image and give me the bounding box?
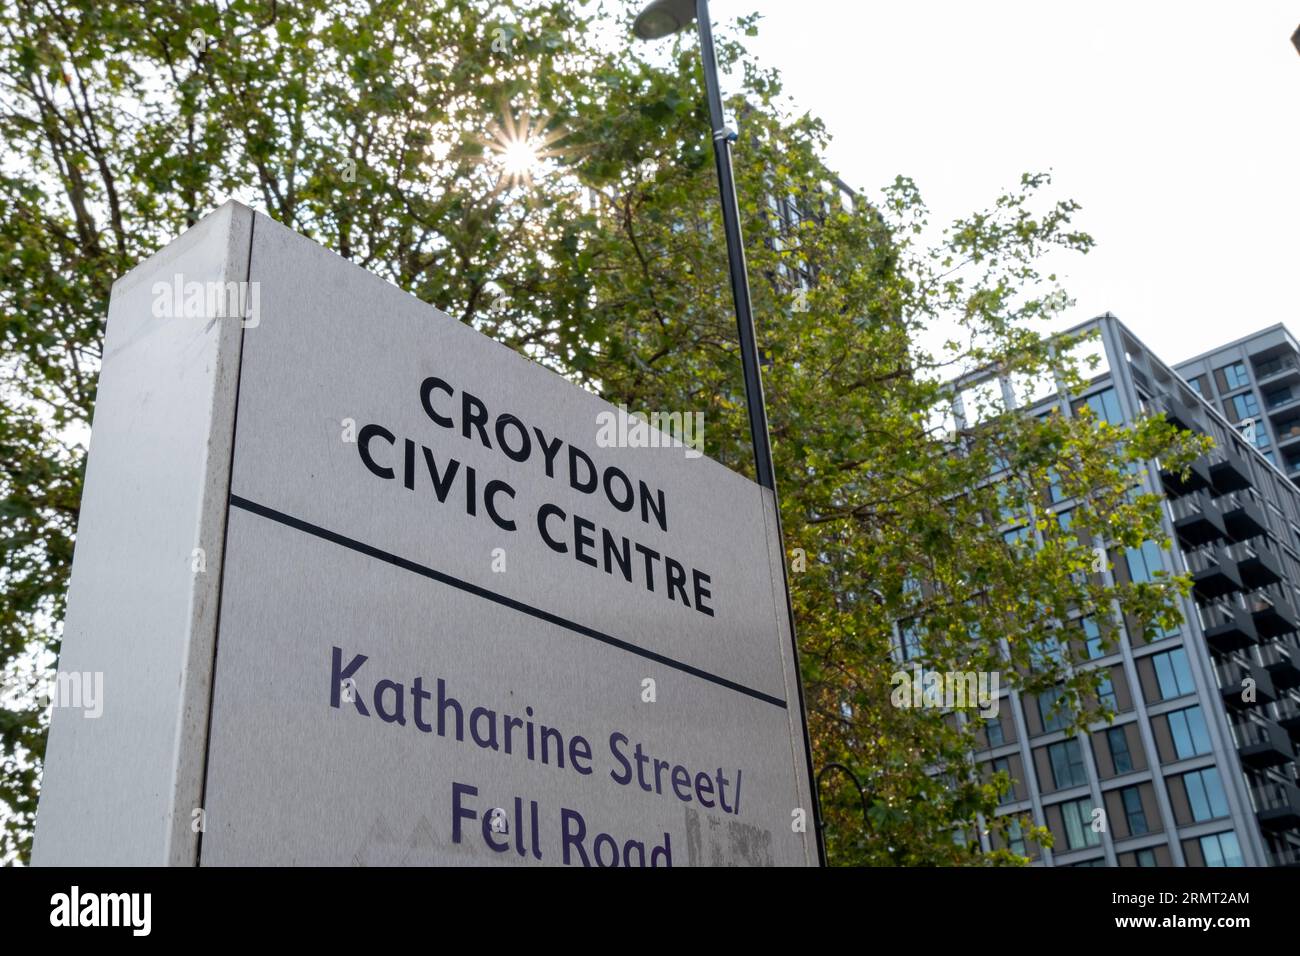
[947,314,1300,866]
[1173,326,1300,486]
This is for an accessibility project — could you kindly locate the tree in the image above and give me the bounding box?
[0,0,1205,864]
[1,0,600,863]
[552,84,1211,861]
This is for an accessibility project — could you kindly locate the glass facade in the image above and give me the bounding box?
[1183,767,1230,822]
[1120,786,1149,835]
[956,316,1300,866]
[1048,739,1088,789]
[1082,388,1124,425]
[1061,797,1102,850]
[1168,706,1213,759]
[1200,831,1244,867]
[1221,362,1249,390]
[1152,648,1195,699]
[1106,727,1133,774]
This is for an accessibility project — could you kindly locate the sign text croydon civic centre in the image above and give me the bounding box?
[32,201,819,867]
[353,375,717,615]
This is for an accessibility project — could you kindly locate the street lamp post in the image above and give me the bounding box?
[633,0,827,866]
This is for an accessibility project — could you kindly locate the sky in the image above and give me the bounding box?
[709,0,1300,367]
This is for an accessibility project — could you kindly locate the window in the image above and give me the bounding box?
[1199,831,1243,867]
[1047,739,1088,789]
[1230,392,1260,420]
[1060,797,1102,850]
[1038,687,1072,733]
[985,714,1006,748]
[1098,674,1118,711]
[1047,467,1066,503]
[1135,847,1158,867]
[1006,819,1026,855]
[1183,767,1229,822]
[1107,727,1134,774]
[1003,526,1031,547]
[1148,620,1181,643]
[1168,705,1213,759]
[1120,786,1149,835]
[1082,617,1105,659]
[1032,635,1065,669]
[785,195,800,227]
[899,620,922,661]
[1221,362,1249,390]
[1125,541,1166,583]
[1188,377,1203,396]
[991,756,1015,801]
[1152,648,1195,699]
[1082,388,1123,425]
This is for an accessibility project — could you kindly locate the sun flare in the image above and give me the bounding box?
[480,103,572,190]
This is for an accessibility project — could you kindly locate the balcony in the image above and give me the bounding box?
[1263,644,1300,691]
[1209,449,1253,493]
[1267,393,1300,418]
[1170,492,1228,546]
[1277,694,1300,739]
[1255,354,1300,386]
[1247,583,1300,638]
[1159,394,1204,433]
[1161,457,1214,498]
[1198,596,1258,653]
[1235,537,1284,588]
[1255,782,1300,830]
[1236,719,1295,768]
[1218,491,1267,540]
[1220,661,1276,707]
[1276,418,1300,449]
[1185,545,1243,600]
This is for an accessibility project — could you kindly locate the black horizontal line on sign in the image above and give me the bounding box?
[227,494,788,710]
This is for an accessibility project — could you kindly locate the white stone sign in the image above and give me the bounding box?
[33,201,819,866]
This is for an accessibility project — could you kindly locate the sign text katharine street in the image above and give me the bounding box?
[331,646,747,865]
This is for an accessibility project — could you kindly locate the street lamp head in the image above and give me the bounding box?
[633,0,697,40]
